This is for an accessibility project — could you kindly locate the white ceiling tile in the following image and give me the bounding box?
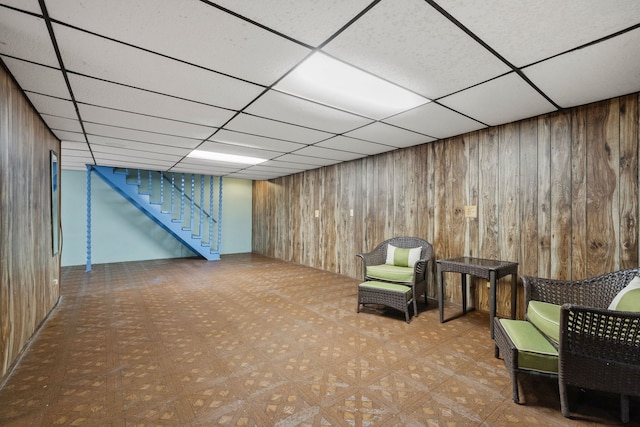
[1,57,69,98]
[0,1,41,14]
[225,113,332,144]
[84,123,201,149]
[173,158,245,172]
[253,160,308,173]
[195,141,283,160]
[344,122,434,147]
[322,0,510,99]
[87,135,194,156]
[315,135,396,156]
[68,74,235,128]
[439,73,557,126]
[61,164,91,171]
[226,171,282,180]
[211,129,306,153]
[79,104,216,140]
[247,164,307,174]
[53,130,85,143]
[94,157,174,170]
[41,114,83,133]
[524,28,640,108]
[0,8,58,67]
[293,146,365,162]
[275,154,339,167]
[91,145,183,163]
[62,140,90,151]
[212,0,373,46]
[54,24,264,110]
[246,90,374,133]
[47,0,311,86]
[26,92,76,119]
[171,165,236,176]
[439,0,640,67]
[383,103,486,140]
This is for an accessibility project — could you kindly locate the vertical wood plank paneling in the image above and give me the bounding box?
[518,119,538,318]
[537,115,552,278]
[571,106,588,278]
[618,94,639,269]
[291,174,302,264]
[465,132,479,258]
[252,91,640,320]
[420,143,438,297]
[392,150,407,238]
[403,147,419,237]
[477,127,499,311]
[0,65,60,380]
[498,123,520,317]
[550,113,572,279]
[519,119,538,277]
[449,137,467,257]
[432,140,448,260]
[478,127,500,259]
[586,100,619,276]
[321,166,337,272]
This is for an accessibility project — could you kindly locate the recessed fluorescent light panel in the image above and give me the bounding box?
[275,52,430,120]
[188,150,266,165]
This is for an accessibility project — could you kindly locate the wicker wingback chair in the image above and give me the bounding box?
[523,268,640,423]
[356,237,433,317]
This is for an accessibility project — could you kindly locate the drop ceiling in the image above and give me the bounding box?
[1,0,639,180]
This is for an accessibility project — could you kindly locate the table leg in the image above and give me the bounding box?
[511,274,517,319]
[437,263,444,323]
[490,270,497,339]
[461,273,467,314]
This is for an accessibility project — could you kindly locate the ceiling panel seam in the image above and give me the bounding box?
[39,0,95,163]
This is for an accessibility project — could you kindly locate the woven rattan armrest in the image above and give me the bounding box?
[523,268,640,309]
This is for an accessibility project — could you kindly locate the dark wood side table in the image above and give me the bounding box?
[437,257,518,338]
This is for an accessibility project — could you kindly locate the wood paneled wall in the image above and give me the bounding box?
[253,93,640,319]
[0,63,61,380]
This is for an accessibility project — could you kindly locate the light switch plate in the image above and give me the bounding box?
[464,205,477,218]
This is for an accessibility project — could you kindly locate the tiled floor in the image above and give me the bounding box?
[0,254,635,426]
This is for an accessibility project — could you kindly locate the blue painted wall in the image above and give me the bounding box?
[60,169,253,266]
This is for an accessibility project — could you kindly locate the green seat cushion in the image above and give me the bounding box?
[366,264,414,283]
[609,276,640,312]
[359,281,412,300]
[500,319,558,374]
[527,300,561,344]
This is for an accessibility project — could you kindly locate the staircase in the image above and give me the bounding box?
[91,165,222,261]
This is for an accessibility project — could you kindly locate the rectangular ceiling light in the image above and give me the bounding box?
[275,52,430,120]
[188,150,266,165]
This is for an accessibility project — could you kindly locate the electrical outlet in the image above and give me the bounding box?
[349,209,354,217]
[314,210,319,218]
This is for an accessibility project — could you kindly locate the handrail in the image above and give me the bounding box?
[160,172,216,223]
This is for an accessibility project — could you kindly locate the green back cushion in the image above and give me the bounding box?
[366,264,414,283]
[527,300,561,344]
[385,244,421,267]
[609,276,640,312]
[500,319,558,374]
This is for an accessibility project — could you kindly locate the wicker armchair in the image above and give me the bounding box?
[356,237,433,317]
[523,268,640,423]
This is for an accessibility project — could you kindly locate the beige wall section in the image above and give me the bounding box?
[253,93,640,320]
[0,64,61,380]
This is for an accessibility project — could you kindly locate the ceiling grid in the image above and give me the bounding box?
[0,0,638,180]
